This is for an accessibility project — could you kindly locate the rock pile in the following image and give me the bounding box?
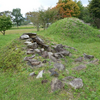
[20,33,99,92]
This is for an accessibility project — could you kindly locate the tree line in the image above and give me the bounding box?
[0,0,100,35]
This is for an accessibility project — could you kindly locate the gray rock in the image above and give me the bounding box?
[24,55,35,61]
[29,72,35,76]
[36,70,44,79]
[54,44,64,52]
[48,52,53,57]
[51,78,64,91]
[20,35,29,39]
[24,41,32,45]
[83,53,94,60]
[88,59,99,64]
[50,71,59,77]
[62,76,75,84]
[42,51,48,58]
[35,36,44,45]
[49,55,58,62]
[49,68,55,73]
[34,49,41,54]
[22,33,37,38]
[68,78,83,89]
[73,65,87,71]
[27,42,37,49]
[74,57,83,62]
[27,49,34,54]
[54,63,65,71]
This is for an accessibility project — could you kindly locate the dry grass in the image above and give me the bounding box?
[0,28,43,35]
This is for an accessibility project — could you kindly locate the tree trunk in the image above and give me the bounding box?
[1,31,5,35]
[36,24,39,31]
[17,22,18,28]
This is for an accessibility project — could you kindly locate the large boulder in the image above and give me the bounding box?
[51,78,64,92]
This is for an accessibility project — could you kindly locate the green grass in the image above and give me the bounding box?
[0,18,100,100]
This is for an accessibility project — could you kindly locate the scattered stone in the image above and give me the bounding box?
[41,80,48,84]
[68,78,83,89]
[22,33,37,38]
[51,78,64,91]
[54,44,64,52]
[24,41,32,45]
[31,61,41,66]
[74,57,83,62]
[48,52,53,57]
[49,68,55,73]
[73,65,87,71]
[34,49,41,54]
[54,63,65,71]
[66,69,69,74]
[24,55,35,61]
[50,71,59,77]
[88,59,99,64]
[20,35,29,39]
[49,55,58,62]
[42,51,48,58]
[27,42,37,49]
[62,76,75,84]
[35,36,44,45]
[36,70,44,79]
[29,72,35,76]
[27,49,34,54]
[40,48,44,52]
[83,53,94,60]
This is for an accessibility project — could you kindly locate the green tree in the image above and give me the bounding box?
[88,0,100,28]
[12,8,24,28]
[39,7,58,30]
[26,11,40,31]
[0,15,12,35]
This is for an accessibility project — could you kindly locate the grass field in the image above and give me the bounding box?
[0,18,100,100]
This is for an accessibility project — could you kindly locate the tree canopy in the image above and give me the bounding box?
[53,0,80,19]
[0,15,12,35]
[12,8,24,28]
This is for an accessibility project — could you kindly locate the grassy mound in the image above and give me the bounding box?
[46,17,100,42]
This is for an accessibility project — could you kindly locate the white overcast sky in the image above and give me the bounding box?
[0,0,89,17]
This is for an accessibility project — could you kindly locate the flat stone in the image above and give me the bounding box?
[24,41,32,45]
[51,78,64,92]
[24,55,35,61]
[73,65,87,71]
[83,53,94,60]
[62,76,75,82]
[48,52,53,57]
[20,35,29,39]
[36,70,44,79]
[23,33,37,38]
[27,49,34,54]
[68,78,83,89]
[54,63,65,71]
[29,72,35,76]
[74,57,83,62]
[49,55,58,62]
